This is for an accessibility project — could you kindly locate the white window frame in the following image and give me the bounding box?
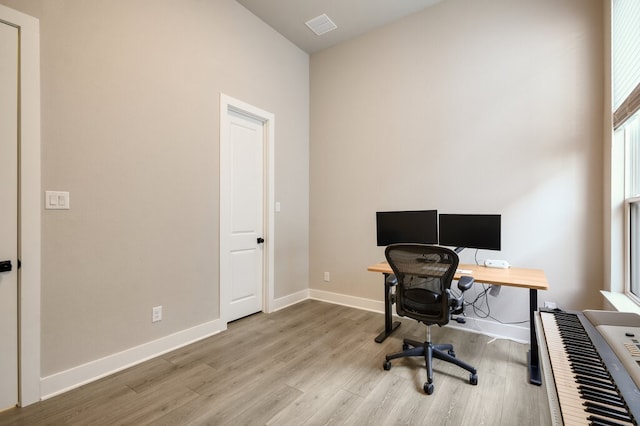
[605,0,640,312]
[625,199,640,304]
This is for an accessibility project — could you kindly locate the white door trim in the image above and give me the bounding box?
[0,4,41,407]
[219,94,274,322]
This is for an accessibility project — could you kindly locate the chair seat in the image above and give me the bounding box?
[403,289,441,315]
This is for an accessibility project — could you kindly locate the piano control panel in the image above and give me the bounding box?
[584,310,640,390]
[623,341,640,358]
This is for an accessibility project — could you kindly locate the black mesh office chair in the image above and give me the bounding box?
[382,244,478,395]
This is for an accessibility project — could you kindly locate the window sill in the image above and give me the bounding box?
[601,290,640,314]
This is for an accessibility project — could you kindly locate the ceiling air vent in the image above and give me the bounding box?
[305,14,337,36]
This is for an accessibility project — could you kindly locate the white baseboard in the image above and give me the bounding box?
[308,288,529,343]
[271,289,309,312]
[40,318,226,400]
[308,288,385,313]
[447,317,529,343]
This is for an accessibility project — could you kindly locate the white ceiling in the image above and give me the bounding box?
[236,0,443,54]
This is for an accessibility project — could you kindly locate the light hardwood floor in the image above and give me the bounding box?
[0,300,551,425]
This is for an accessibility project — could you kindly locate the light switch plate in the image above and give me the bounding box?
[45,191,70,210]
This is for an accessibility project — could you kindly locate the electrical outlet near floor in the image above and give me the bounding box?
[152,306,162,322]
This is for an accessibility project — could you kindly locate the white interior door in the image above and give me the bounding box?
[220,106,266,322]
[0,21,19,411]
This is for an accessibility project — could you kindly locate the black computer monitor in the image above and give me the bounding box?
[376,210,438,246]
[438,214,501,251]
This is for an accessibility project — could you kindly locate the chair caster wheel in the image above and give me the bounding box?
[402,343,410,351]
[470,373,478,385]
[423,382,434,395]
[383,361,392,371]
[448,349,456,357]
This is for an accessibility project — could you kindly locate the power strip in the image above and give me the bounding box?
[484,259,510,269]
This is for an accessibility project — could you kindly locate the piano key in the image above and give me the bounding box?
[578,387,626,408]
[587,415,633,426]
[583,402,634,423]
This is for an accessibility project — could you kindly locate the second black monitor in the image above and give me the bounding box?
[438,214,501,251]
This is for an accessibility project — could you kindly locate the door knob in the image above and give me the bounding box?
[0,260,12,273]
[257,237,265,244]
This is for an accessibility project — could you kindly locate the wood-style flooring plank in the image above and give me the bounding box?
[500,339,548,426]
[298,389,364,426]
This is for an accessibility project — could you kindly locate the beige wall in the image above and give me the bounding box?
[0,0,605,386]
[0,0,309,376]
[310,0,604,325]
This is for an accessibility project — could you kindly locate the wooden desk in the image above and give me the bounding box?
[368,262,549,385]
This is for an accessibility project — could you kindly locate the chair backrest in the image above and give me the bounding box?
[384,244,459,326]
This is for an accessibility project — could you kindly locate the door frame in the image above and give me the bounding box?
[0,4,41,407]
[219,93,274,323]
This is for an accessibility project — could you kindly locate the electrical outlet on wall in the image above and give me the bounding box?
[323,272,330,282]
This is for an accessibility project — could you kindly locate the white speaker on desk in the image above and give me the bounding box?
[484,259,510,269]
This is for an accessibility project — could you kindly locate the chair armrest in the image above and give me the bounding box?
[458,276,474,292]
[386,274,398,286]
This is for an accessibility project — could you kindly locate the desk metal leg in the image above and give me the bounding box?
[527,288,542,385]
[375,273,401,343]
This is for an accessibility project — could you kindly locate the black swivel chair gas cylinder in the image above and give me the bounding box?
[382,244,478,395]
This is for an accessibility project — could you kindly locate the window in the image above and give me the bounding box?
[625,115,640,299]
[614,0,640,301]
[629,199,640,297]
